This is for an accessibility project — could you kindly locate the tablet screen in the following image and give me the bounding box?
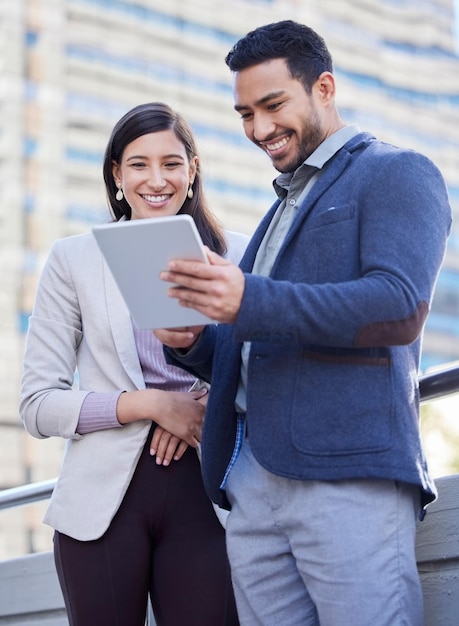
[93,214,213,329]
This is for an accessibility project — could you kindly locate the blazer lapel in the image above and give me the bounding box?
[280,147,353,249]
[103,262,146,389]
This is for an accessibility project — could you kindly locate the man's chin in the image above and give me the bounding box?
[271,156,301,174]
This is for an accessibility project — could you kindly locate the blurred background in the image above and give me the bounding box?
[0,0,458,560]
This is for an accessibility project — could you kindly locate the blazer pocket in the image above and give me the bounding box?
[290,349,393,456]
[306,202,355,229]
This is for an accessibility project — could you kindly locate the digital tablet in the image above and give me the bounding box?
[92,214,213,329]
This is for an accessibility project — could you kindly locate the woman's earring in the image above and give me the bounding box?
[187,184,193,199]
[116,184,124,201]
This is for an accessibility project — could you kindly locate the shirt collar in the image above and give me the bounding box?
[274,124,361,195]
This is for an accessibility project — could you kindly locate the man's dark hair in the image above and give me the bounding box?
[225,20,333,93]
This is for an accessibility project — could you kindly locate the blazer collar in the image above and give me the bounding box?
[240,135,369,275]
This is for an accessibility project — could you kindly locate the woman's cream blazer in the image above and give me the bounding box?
[20,228,248,540]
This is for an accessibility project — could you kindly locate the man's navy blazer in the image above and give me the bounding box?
[166,132,452,514]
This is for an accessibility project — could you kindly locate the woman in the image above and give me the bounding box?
[20,102,247,626]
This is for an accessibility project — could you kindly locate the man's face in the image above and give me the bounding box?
[233,58,326,173]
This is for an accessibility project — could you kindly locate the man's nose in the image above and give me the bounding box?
[253,113,276,143]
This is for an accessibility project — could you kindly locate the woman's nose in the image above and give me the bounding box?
[148,168,167,189]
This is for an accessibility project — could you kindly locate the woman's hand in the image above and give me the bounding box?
[117,388,207,447]
[150,427,188,466]
[149,384,209,464]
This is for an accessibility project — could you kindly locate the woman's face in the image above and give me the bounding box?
[112,129,197,220]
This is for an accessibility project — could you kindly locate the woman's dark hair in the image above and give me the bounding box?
[225,20,333,94]
[102,102,227,255]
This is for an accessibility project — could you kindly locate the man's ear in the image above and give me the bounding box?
[315,71,336,104]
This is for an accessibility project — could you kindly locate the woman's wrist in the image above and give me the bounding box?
[116,389,162,424]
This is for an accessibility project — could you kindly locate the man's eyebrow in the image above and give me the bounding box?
[234,90,287,112]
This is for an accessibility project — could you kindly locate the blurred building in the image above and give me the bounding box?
[0,0,458,558]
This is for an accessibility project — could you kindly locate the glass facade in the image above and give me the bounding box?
[0,0,458,558]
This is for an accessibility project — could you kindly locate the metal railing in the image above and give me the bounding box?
[418,362,459,401]
[1,363,458,512]
[0,477,56,511]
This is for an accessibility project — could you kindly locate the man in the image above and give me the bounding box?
[155,20,452,626]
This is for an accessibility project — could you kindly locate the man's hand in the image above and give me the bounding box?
[160,247,245,324]
[153,325,204,350]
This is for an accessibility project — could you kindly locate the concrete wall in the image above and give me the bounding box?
[0,474,457,625]
[0,551,156,625]
[416,474,459,625]
[0,552,67,625]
